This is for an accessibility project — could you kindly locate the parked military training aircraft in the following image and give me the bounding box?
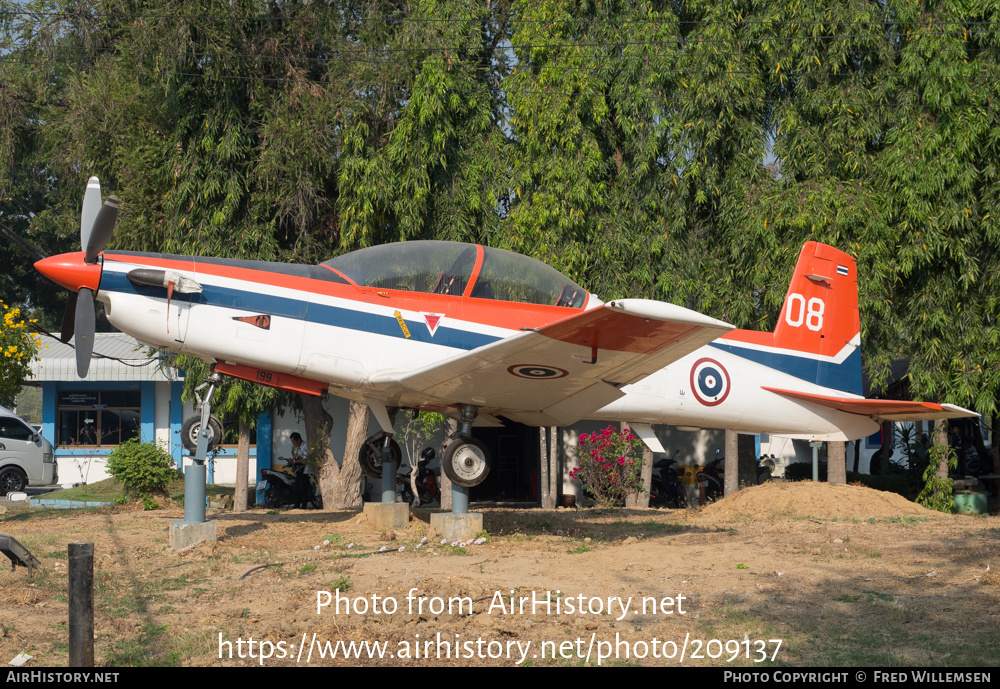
[34,178,976,487]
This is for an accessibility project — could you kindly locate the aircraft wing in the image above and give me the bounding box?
[762,387,979,422]
[371,299,733,426]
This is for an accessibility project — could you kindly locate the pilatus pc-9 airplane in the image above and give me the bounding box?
[35,178,975,486]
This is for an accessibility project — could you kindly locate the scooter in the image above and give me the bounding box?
[398,448,440,506]
[757,454,777,484]
[650,451,686,508]
[259,465,322,509]
[697,450,724,504]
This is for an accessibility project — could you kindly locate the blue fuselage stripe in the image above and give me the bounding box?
[709,341,863,396]
[100,271,500,351]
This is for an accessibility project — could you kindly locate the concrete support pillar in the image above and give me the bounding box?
[828,441,847,484]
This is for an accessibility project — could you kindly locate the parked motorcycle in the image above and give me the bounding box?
[697,450,724,504]
[398,447,440,506]
[259,465,322,509]
[650,451,686,509]
[757,454,777,484]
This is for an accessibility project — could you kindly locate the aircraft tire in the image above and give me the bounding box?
[442,437,490,488]
[358,433,400,479]
[180,415,224,453]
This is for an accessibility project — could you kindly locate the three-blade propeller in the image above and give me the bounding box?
[56,177,118,377]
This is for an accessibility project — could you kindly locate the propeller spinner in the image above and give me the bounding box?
[34,177,118,377]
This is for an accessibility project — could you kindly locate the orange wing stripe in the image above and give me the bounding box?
[762,387,945,415]
[540,308,702,354]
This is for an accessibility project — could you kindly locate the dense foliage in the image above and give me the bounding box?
[570,426,645,507]
[2,1,998,456]
[0,300,41,407]
[105,438,179,497]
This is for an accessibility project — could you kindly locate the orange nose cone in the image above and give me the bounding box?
[35,252,102,293]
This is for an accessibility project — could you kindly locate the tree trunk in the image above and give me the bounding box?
[234,419,250,512]
[828,441,846,484]
[992,410,1000,474]
[325,399,369,509]
[935,422,950,480]
[303,395,337,500]
[539,427,549,508]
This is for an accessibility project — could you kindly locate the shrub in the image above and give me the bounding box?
[570,426,645,508]
[105,439,179,497]
[783,461,826,482]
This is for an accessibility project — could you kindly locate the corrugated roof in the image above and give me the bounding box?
[30,333,180,382]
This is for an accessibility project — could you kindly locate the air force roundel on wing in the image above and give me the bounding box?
[507,364,570,380]
[690,357,731,406]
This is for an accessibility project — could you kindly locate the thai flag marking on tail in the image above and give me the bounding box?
[837,265,849,276]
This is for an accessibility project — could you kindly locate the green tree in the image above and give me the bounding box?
[181,357,286,512]
[0,300,41,407]
[337,0,513,249]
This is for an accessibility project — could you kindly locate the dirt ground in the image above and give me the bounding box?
[1,481,998,668]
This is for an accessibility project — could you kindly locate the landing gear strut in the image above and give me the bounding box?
[359,431,400,479]
[182,370,225,524]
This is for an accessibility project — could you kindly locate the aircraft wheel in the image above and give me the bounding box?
[358,432,400,479]
[181,415,224,452]
[442,437,490,488]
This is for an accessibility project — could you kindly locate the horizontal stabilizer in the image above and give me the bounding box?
[762,387,978,422]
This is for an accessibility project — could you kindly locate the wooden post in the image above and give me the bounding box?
[68,542,94,667]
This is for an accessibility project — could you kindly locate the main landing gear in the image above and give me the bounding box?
[359,431,400,479]
[359,403,492,489]
[441,404,491,488]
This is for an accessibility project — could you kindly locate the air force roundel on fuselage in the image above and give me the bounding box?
[690,357,731,406]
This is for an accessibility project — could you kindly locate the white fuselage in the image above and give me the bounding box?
[100,257,876,442]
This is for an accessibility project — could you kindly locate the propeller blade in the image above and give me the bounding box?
[75,287,96,377]
[84,196,119,264]
[80,177,101,254]
[60,292,78,344]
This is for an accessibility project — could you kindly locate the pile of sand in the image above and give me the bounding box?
[699,480,944,521]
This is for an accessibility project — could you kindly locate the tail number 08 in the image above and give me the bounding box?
[785,294,824,331]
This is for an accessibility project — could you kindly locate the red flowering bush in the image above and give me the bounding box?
[569,426,646,508]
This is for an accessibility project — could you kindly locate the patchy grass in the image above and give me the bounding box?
[44,477,236,505]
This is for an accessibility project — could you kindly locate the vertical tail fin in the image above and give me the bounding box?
[719,242,863,395]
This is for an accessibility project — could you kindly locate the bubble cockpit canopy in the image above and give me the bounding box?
[321,241,588,308]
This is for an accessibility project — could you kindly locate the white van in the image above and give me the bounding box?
[0,406,56,493]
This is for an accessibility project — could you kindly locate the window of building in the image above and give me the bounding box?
[220,414,257,448]
[57,390,141,448]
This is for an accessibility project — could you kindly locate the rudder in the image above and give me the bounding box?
[718,242,863,395]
